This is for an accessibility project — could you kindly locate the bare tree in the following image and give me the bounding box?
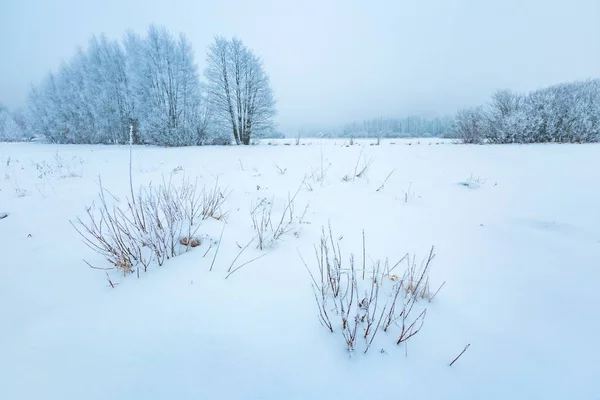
[205,37,276,145]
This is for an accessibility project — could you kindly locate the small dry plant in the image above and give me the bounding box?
[201,178,230,221]
[300,225,442,355]
[460,174,487,189]
[376,169,396,192]
[345,149,373,182]
[71,176,228,279]
[250,181,308,250]
[34,152,84,179]
[401,182,415,204]
[307,160,330,186]
[467,174,487,185]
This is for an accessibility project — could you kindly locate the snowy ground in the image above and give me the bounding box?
[1,138,599,399]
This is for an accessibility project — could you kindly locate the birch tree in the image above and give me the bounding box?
[205,37,276,145]
[126,25,208,146]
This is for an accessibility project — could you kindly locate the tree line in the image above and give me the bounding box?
[453,79,600,144]
[2,28,598,146]
[339,116,453,138]
[1,25,276,145]
[287,116,453,139]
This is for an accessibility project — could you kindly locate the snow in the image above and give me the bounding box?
[1,138,599,399]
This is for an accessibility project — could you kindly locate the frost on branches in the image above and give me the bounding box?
[26,26,217,146]
[453,79,600,144]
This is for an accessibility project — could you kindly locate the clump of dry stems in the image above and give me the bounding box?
[301,224,443,355]
[71,176,228,279]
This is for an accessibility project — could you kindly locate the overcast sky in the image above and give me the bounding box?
[1,0,598,131]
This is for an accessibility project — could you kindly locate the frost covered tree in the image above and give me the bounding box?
[0,103,25,142]
[125,25,209,146]
[453,79,600,144]
[452,107,485,144]
[205,37,276,145]
[27,35,135,144]
[484,90,524,143]
[27,25,210,146]
[85,35,137,144]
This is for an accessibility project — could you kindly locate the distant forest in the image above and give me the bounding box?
[273,115,453,139]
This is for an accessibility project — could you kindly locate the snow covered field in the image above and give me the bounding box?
[1,139,599,399]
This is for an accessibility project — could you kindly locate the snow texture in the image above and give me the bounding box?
[1,138,599,399]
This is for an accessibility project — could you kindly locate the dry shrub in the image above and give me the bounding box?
[72,176,227,279]
[250,180,308,249]
[301,225,443,355]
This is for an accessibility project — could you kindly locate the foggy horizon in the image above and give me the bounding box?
[2,0,599,133]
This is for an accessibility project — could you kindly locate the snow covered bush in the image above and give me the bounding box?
[453,79,600,144]
[301,225,441,355]
[72,176,227,278]
[0,104,25,142]
[452,107,485,144]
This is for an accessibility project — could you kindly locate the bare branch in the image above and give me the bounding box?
[449,343,471,367]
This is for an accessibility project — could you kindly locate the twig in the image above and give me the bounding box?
[356,156,373,178]
[129,125,134,202]
[225,252,269,279]
[272,179,305,240]
[298,248,335,333]
[202,243,213,258]
[227,236,256,273]
[429,281,446,302]
[209,224,226,271]
[83,259,115,270]
[364,300,388,354]
[238,158,244,171]
[352,148,364,182]
[449,343,471,367]
[362,230,366,280]
[376,169,396,192]
[105,271,118,288]
[298,249,319,289]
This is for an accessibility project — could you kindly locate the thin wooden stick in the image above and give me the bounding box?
[449,343,471,366]
[227,236,256,273]
[225,252,269,279]
[376,169,396,192]
[202,243,213,258]
[209,224,226,271]
[362,230,366,280]
[83,259,115,270]
[429,281,446,302]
